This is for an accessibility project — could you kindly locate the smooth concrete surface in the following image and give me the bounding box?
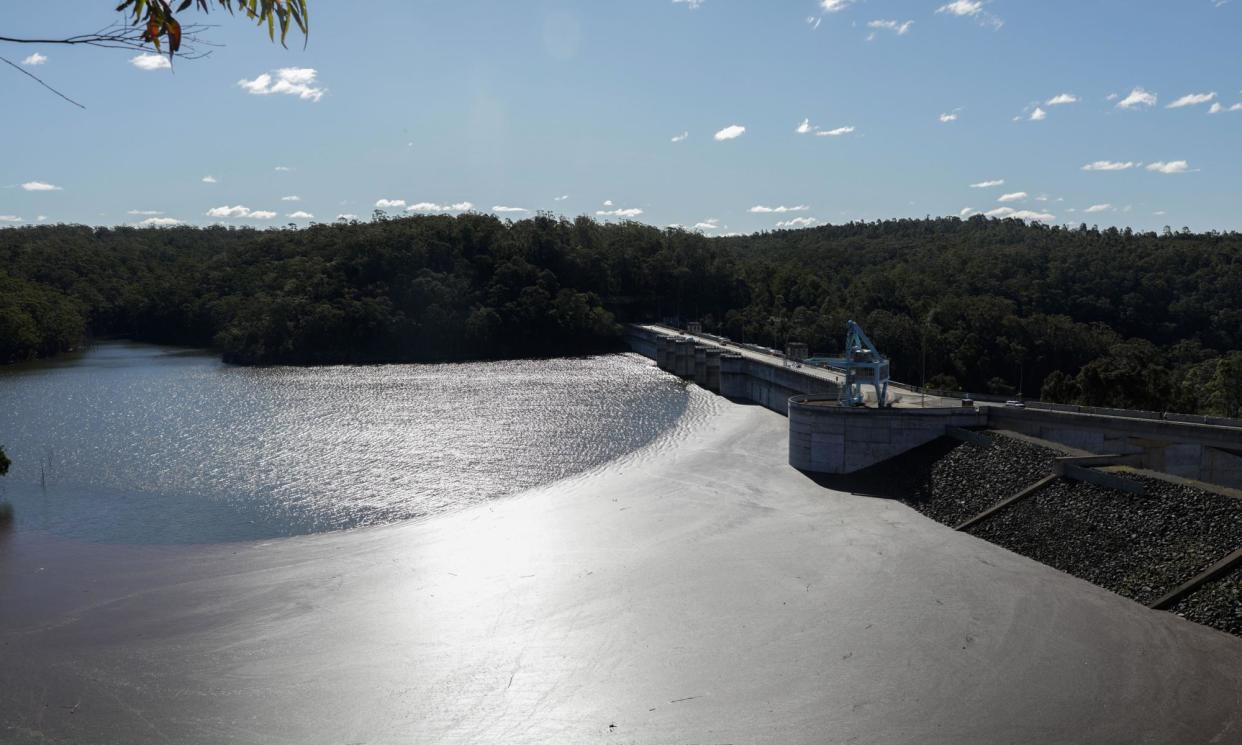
[789,397,988,474]
[3,403,1242,744]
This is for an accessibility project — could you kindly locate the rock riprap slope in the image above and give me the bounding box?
[895,432,1242,637]
[903,433,1058,527]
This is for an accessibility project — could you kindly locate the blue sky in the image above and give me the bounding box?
[2,0,1241,234]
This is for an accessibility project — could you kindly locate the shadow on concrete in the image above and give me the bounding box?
[799,436,961,501]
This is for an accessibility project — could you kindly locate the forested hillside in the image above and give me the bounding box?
[1,214,1239,417]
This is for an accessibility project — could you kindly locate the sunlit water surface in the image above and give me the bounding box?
[0,343,715,544]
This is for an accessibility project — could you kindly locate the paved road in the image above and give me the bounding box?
[638,323,960,408]
[3,400,1240,744]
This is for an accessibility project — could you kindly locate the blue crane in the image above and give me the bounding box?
[828,321,891,408]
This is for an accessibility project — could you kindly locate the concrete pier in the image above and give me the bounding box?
[789,395,986,474]
[629,325,842,414]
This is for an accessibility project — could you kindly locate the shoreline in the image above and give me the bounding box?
[3,399,1242,744]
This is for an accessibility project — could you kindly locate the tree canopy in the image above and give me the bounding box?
[1,214,1239,417]
[1,1,308,56]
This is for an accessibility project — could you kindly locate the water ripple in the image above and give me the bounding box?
[0,343,714,544]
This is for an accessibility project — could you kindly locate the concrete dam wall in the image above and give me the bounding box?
[627,324,1242,489]
[629,327,839,414]
[789,396,986,474]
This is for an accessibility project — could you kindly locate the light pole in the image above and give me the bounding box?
[921,308,936,407]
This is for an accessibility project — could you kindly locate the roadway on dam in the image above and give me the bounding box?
[3,399,1241,744]
[636,323,959,408]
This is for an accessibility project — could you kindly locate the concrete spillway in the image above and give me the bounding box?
[4,398,1242,743]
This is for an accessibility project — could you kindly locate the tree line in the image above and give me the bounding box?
[1,213,1239,418]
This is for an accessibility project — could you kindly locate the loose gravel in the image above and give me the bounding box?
[902,433,1058,528]
[892,431,1242,638]
[966,473,1242,607]
[1171,563,1242,636]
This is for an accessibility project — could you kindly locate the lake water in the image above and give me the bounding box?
[0,343,715,544]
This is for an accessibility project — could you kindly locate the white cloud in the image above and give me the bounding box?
[202,175,217,183]
[21,53,47,66]
[1147,160,1193,174]
[1082,160,1136,171]
[714,124,746,141]
[1046,93,1079,106]
[130,53,170,71]
[21,181,61,191]
[1085,203,1113,213]
[693,218,721,230]
[1167,92,1217,109]
[936,0,1002,28]
[596,207,643,218]
[1029,107,1047,121]
[206,205,277,219]
[671,131,689,142]
[776,217,818,228]
[672,0,704,8]
[817,126,855,136]
[138,217,183,227]
[937,0,982,14]
[554,195,569,201]
[796,118,814,134]
[749,205,808,213]
[375,199,406,209]
[1116,87,1157,109]
[281,195,301,202]
[286,211,314,219]
[36,215,47,222]
[492,206,529,213]
[806,16,822,30]
[997,191,1028,203]
[1213,102,1242,113]
[970,179,1004,188]
[336,214,358,221]
[238,67,325,102]
[274,166,293,172]
[0,215,22,223]
[868,19,913,35]
[127,210,163,216]
[405,201,475,213]
[939,112,958,123]
[820,0,855,12]
[603,200,613,206]
[959,207,976,217]
[985,207,1056,222]
[206,205,251,218]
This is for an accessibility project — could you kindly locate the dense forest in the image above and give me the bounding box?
[1,214,1240,417]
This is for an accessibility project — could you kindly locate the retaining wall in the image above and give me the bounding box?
[988,407,1242,489]
[789,396,986,474]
